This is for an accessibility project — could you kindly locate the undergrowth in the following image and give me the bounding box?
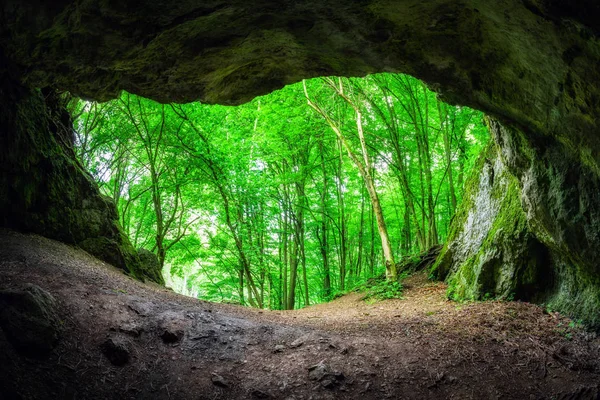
[356,272,409,302]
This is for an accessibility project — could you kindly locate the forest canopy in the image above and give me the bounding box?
[68,73,489,310]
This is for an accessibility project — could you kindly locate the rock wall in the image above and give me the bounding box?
[491,118,600,327]
[434,121,600,328]
[0,74,162,284]
[432,143,551,302]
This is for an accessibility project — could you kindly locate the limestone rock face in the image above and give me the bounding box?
[0,77,144,280]
[432,143,550,303]
[435,121,600,328]
[490,119,600,327]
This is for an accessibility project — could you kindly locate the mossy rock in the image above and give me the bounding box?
[137,248,165,286]
[434,120,600,330]
[0,80,144,281]
[432,142,550,302]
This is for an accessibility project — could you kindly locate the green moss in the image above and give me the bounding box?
[430,143,494,280]
[1,83,156,284]
[433,121,600,330]
[433,141,548,304]
[543,254,600,330]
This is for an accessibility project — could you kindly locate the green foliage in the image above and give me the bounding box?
[69,72,489,309]
[360,279,405,302]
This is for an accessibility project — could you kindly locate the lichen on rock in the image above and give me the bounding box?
[432,142,549,303]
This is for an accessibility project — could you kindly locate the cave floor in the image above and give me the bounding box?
[1,229,599,400]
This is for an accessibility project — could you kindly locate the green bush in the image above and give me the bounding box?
[361,280,404,302]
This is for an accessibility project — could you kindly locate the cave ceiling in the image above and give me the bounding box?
[1,0,599,162]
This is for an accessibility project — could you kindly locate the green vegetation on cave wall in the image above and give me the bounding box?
[431,141,549,302]
[433,121,600,329]
[489,119,600,330]
[0,78,163,285]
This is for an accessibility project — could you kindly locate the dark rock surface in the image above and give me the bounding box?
[0,1,598,145]
[0,284,61,356]
[101,336,130,366]
[0,77,145,279]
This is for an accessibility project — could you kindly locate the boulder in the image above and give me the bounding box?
[432,131,600,329]
[0,284,61,356]
[137,249,165,285]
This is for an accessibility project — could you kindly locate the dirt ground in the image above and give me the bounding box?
[1,229,599,400]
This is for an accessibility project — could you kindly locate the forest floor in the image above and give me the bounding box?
[1,229,599,400]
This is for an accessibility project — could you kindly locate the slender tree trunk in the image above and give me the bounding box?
[369,205,376,276]
[319,144,331,298]
[439,102,457,213]
[282,201,289,309]
[304,78,397,281]
[335,139,347,290]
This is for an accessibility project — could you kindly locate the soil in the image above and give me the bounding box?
[1,229,599,400]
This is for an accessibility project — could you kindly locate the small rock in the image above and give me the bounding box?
[322,378,336,389]
[333,371,345,381]
[273,344,286,353]
[120,322,142,337]
[101,337,130,366]
[317,368,344,389]
[289,338,305,348]
[161,328,183,343]
[211,373,229,388]
[0,284,61,357]
[309,362,330,381]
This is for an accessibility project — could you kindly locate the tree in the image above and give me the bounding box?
[70,72,489,308]
[304,78,398,282]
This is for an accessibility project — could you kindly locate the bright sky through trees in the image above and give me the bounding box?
[69,73,489,309]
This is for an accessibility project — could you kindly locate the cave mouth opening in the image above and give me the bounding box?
[68,72,489,309]
[0,0,599,328]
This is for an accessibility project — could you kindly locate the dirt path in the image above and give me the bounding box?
[1,229,599,399]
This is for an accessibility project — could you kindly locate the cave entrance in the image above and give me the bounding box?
[69,73,489,309]
[1,0,599,326]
